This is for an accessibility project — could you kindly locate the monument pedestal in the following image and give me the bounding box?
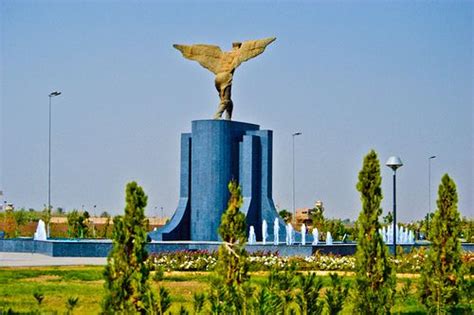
[149,119,287,242]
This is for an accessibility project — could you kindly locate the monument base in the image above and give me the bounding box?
[149,119,288,242]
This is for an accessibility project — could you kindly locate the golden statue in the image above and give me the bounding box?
[173,37,276,120]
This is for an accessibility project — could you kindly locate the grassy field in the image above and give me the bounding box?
[0,266,435,314]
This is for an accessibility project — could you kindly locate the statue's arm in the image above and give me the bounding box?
[235,37,276,67]
[173,44,222,74]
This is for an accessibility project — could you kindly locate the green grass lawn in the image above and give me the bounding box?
[0,266,431,314]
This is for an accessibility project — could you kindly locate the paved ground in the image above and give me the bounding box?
[0,252,106,267]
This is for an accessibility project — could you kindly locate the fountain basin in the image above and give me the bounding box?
[1,238,472,257]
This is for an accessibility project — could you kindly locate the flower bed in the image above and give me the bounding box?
[148,249,473,273]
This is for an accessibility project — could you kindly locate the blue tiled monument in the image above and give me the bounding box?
[149,119,287,242]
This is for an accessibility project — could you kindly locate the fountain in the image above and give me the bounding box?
[286,223,294,245]
[262,220,268,245]
[312,228,319,245]
[274,218,279,245]
[248,226,256,244]
[34,220,47,241]
[301,223,306,245]
[326,231,333,245]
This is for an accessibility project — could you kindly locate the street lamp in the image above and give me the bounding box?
[386,156,403,257]
[292,132,302,223]
[47,91,61,237]
[428,156,436,214]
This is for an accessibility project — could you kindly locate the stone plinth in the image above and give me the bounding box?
[149,119,287,242]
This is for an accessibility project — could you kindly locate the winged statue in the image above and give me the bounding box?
[173,37,276,120]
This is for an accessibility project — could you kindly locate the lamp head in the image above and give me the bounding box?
[292,132,302,136]
[49,91,61,97]
[386,156,403,171]
[429,155,436,159]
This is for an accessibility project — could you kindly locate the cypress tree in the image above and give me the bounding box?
[419,174,467,313]
[102,182,158,314]
[210,180,249,313]
[352,150,395,314]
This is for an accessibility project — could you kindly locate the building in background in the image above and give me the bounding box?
[295,200,325,228]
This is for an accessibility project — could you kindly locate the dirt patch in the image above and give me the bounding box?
[23,275,62,282]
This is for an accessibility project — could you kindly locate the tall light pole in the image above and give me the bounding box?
[292,132,302,223]
[48,91,61,237]
[427,155,436,237]
[386,156,403,257]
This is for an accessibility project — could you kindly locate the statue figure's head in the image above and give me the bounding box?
[232,42,242,49]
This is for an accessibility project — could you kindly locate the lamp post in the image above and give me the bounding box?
[47,91,61,237]
[386,156,403,257]
[428,156,436,229]
[292,132,302,223]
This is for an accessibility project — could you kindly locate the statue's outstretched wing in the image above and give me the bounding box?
[235,37,276,68]
[173,44,223,75]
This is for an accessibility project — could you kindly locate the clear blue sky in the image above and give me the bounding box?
[1,1,472,221]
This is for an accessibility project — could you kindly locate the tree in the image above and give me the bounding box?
[209,180,249,313]
[13,209,30,237]
[382,211,393,225]
[67,210,90,238]
[324,218,347,241]
[418,174,468,313]
[100,211,110,218]
[311,203,325,231]
[101,213,112,239]
[352,150,395,314]
[278,209,292,224]
[102,182,159,314]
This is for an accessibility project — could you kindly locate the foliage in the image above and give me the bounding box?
[102,182,158,314]
[278,209,292,224]
[12,210,29,237]
[67,210,90,238]
[397,278,412,303]
[152,266,165,282]
[383,211,393,225]
[193,292,206,313]
[33,292,44,306]
[148,249,473,273]
[325,273,349,315]
[101,213,112,238]
[324,218,348,241]
[294,272,324,314]
[156,286,171,315]
[460,216,474,243]
[0,265,445,314]
[1,210,17,238]
[150,250,218,271]
[66,296,79,314]
[352,150,395,314]
[308,203,349,241]
[311,203,325,231]
[43,206,52,237]
[209,180,249,313]
[418,174,469,314]
[100,211,110,218]
[266,265,298,312]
